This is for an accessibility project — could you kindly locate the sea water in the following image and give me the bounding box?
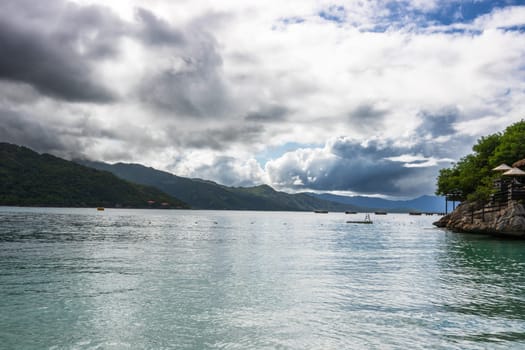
[1,207,524,349]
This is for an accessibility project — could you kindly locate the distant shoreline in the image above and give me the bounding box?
[0,205,446,215]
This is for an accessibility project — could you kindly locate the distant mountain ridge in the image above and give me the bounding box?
[77,159,444,213]
[0,143,189,208]
[0,141,442,212]
[77,160,362,212]
[306,193,446,213]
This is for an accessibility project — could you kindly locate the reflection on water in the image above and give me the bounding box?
[0,207,524,349]
[435,233,525,345]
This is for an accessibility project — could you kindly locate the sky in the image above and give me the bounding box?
[1,0,524,198]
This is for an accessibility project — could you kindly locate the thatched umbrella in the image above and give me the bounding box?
[492,163,512,171]
[512,159,525,169]
[503,167,525,176]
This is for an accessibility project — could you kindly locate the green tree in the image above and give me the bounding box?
[436,120,525,202]
[490,121,525,166]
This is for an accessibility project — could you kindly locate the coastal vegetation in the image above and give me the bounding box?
[0,143,189,208]
[436,120,525,202]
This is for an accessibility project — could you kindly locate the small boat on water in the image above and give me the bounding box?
[97,207,105,211]
[345,211,357,214]
[375,211,387,215]
[347,213,373,224]
[314,210,328,214]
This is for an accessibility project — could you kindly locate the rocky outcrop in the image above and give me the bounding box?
[434,200,525,237]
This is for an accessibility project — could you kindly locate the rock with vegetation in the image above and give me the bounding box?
[434,200,525,237]
[0,143,189,209]
[434,120,525,236]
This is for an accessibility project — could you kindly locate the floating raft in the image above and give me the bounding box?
[347,214,373,224]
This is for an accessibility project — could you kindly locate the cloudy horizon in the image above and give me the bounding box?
[1,0,524,198]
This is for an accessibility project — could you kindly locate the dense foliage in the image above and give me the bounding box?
[0,143,189,208]
[436,120,525,201]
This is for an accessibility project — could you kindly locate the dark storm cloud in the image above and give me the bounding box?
[135,8,185,46]
[268,138,440,196]
[244,105,289,122]
[411,132,475,164]
[418,108,459,138]
[0,108,62,152]
[349,103,388,121]
[0,106,174,161]
[184,125,265,150]
[134,10,231,118]
[331,138,406,160]
[0,0,125,103]
[408,107,475,162]
[0,107,84,157]
[0,1,235,161]
[0,106,131,159]
[347,103,388,133]
[0,0,227,108]
[137,52,230,118]
[138,61,227,118]
[325,137,466,195]
[319,158,425,195]
[320,140,422,195]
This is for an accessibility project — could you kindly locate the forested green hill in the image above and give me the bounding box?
[0,143,189,208]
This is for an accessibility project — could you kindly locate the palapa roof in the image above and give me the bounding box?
[512,158,525,168]
[502,167,525,176]
[492,163,512,171]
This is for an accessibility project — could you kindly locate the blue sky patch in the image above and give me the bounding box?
[499,24,525,32]
[280,16,305,25]
[319,5,346,24]
[362,0,525,32]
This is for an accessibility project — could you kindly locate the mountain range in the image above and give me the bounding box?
[0,142,444,212]
[76,160,357,212]
[0,143,188,209]
[77,159,445,213]
[307,193,446,213]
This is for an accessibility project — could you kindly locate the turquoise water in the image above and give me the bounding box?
[1,207,525,349]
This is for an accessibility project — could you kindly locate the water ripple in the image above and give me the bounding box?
[1,208,525,349]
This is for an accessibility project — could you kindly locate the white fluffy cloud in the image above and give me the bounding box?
[1,0,525,197]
